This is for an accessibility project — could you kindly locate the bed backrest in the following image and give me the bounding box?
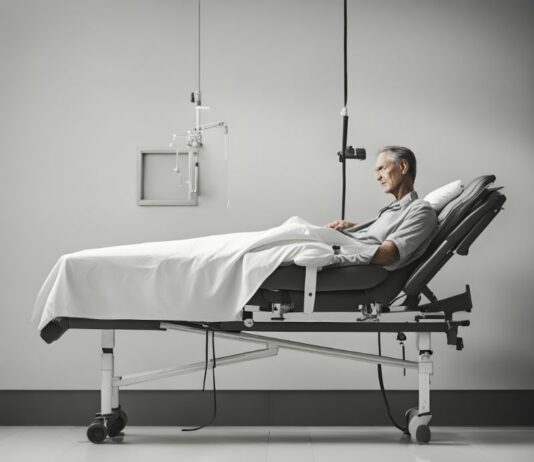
[427,175,496,253]
[402,175,505,297]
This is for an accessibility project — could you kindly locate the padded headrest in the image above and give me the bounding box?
[438,175,495,222]
[426,175,496,254]
[423,180,463,213]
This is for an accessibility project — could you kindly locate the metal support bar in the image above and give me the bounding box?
[303,266,318,314]
[116,345,279,387]
[161,323,418,370]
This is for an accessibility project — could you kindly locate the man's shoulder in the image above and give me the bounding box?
[411,198,435,210]
[406,198,437,219]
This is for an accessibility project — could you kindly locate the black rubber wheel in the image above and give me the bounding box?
[112,406,128,428]
[118,409,128,428]
[87,422,107,443]
[415,424,431,444]
[106,416,125,437]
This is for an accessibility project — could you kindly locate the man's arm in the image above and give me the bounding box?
[370,240,399,266]
[382,202,437,268]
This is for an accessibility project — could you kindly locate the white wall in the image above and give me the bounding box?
[0,0,532,390]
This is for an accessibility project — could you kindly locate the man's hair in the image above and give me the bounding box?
[379,145,417,181]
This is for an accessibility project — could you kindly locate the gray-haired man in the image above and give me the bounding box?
[326,146,437,270]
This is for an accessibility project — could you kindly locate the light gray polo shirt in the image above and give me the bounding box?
[333,191,437,270]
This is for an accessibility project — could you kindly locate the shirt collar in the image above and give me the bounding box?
[378,191,418,215]
[396,190,418,207]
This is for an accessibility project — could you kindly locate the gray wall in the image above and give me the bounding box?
[0,0,532,390]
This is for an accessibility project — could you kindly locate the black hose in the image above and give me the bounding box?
[341,0,349,220]
[182,329,217,431]
[377,333,409,434]
[341,115,348,219]
[343,0,348,107]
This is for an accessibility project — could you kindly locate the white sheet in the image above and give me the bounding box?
[33,217,371,331]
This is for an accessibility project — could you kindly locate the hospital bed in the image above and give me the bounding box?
[38,175,505,444]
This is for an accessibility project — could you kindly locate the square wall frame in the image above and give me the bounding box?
[137,149,197,206]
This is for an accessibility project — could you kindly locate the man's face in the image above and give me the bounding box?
[374,151,405,194]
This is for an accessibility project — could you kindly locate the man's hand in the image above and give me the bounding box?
[325,219,357,230]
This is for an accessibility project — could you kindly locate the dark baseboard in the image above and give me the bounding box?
[0,390,532,426]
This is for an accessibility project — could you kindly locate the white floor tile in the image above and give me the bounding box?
[0,426,532,462]
[0,426,24,442]
[311,427,415,462]
[55,427,269,462]
[451,427,534,462]
[266,428,314,462]
[0,427,78,462]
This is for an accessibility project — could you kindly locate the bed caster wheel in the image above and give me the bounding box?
[107,407,128,437]
[106,415,125,437]
[118,408,128,427]
[405,407,418,426]
[87,421,108,443]
[112,407,128,429]
[415,425,431,444]
[407,408,432,444]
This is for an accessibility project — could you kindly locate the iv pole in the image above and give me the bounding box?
[170,0,229,204]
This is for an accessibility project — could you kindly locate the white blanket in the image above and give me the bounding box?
[32,217,374,331]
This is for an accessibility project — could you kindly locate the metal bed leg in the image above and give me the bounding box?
[100,329,115,416]
[407,332,433,444]
[87,330,128,443]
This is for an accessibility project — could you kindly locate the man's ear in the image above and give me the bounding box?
[400,159,409,175]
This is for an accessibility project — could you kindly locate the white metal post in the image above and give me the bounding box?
[101,330,115,416]
[416,332,433,414]
[112,381,119,410]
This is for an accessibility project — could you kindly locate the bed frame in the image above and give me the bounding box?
[40,175,505,444]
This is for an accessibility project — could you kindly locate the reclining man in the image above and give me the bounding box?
[326,146,437,270]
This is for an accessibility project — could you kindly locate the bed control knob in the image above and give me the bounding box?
[244,318,254,328]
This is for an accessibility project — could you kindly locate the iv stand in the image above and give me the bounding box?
[169,0,229,204]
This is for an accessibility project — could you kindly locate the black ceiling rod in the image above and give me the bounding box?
[340,0,349,220]
[338,0,366,220]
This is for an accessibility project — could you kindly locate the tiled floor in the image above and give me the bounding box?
[0,426,533,462]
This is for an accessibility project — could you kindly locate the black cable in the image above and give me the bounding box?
[376,333,409,434]
[182,329,217,432]
[341,117,348,220]
[343,0,347,107]
[198,0,201,94]
[201,329,209,390]
[341,0,348,220]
